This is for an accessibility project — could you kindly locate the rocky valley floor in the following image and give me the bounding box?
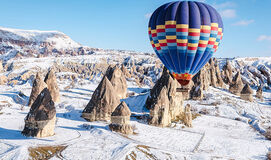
[0,55,271,160]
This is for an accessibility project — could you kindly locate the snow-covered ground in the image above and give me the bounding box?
[0,65,271,159]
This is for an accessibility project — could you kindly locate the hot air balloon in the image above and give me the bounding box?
[148,1,223,86]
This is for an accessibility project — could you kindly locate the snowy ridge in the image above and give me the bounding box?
[0,26,81,49]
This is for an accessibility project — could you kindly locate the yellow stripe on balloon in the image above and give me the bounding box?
[211,23,218,27]
[199,40,208,44]
[201,25,211,30]
[165,21,176,25]
[158,39,167,43]
[188,43,198,47]
[188,28,200,32]
[176,24,188,28]
[209,37,216,41]
[151,30,157,34]
[148,27,151,31]
[177,39,188,43]
[156,25,165,29]
[154,43,160,47]
[218,28,223,32]
[166,36,177,39]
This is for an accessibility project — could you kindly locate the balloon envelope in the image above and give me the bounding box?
[148,1,223,85]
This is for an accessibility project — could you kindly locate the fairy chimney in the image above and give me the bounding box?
[44,68,60,103]
[229,71,243,96]
[209,58,218,87]
[109,101,133,134]
[256,86,263,101]
[148,86,171,127]
[28,73,47,106]
[105,65,127,99]
[120,64,131,78]
[240,84,253,102]
[190,83,203,100]
[146,67,183,121]
[192,63,211,91]
[213,58,225,88]
[22,88,56,138]
[82,76,120,122]
[183,104,192,127]
[222,60,233,84]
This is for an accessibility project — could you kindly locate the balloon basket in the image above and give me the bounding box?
[176,87,189,92]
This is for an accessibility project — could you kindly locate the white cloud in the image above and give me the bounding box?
[219,9,236,18]
[257,35,271,41]
[145,13,152,19]
[213,2,236,9]
[232,19,254,26]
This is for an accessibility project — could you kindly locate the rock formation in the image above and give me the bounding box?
[214,59,225,88]
[146,67,183,122]
[22,88,56,138]
[28,73,47,106]
[105,65,127,99]
[109,101,133,134]
[148,86,171,127]
[222,60,233,84]
[192,63,211,91]
[180,80,194,100]
[120,64,131,78]
[183,104,192,127]
[190,83,203,100]
[209,58,218,87]
[240,84,253,102]
[82,76,120,122]
[229,71,243,96]
[0,75,7,85]
[256,86,263,101]
[44,68,60,103]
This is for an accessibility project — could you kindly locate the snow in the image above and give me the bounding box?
[0,26,81,49]
[0,65,271,159]
[0,44,270,159]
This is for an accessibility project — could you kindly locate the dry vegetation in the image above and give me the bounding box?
[28,145,67,160]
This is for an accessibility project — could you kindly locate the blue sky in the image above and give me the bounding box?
[0,0,271,58]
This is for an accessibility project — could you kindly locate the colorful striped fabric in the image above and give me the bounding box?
[148,1,223,85]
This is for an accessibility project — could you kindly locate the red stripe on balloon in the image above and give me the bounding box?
[176,28,188,32]
[167,39,176,43]
[160,43,167,47]
[189,32,200,36]
[200,29,210,33]
[177,43,187,46]
[157,29,165,33]
[151,33,157,37]
[211,27,218,31]
[165,25,176,28]
[188,46,197,50]
[208,41,215,45]
[198,43,207,48]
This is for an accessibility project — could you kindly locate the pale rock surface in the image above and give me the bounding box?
[184,104,192,127]
[256,86,263,101]
[105,65,127,99]
[28,73,47,106]
[22,88,56,138]
[148,86,171,127]
[82,76,120,122]
[146,67,183,121]
[240,84,254,102]
[44,68,60,103]
[229,71,244,96]
[109,101,133,134]
[0,75,8,85]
